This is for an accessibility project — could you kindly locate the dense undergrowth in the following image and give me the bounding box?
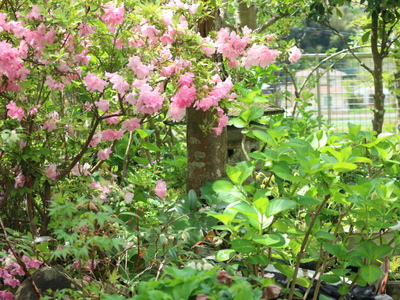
[2,108,400,299]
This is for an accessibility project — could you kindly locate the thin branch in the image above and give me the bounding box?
[255,13,290,33]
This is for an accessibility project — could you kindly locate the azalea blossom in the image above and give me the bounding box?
[5,101,25,121]
[83,72,108,93]
[155,180,167,199]
[121,118,141,131]
[97,148,112,160]
[45,164,58,181]
[101,1,125,33]
[289,46,302,63]
[94,99,110,112]
[124,192,134,204]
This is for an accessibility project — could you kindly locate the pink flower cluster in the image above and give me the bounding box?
[45,164,59,181]
[5,101,25,122]
[195,76,233,111]
[101,1,125,33]
[215,28,251,67]
[0,254,42,291]
[242,45,281,70]
[289,46,302,63]
[71,259,98,272]
[213,107,229,136]
[168,73,197,121]
[155,180,167,199]
[0,41,30,92]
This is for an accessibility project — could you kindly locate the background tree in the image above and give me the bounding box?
[310,0,400,134]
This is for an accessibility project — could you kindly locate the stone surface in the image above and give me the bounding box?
[15,266,76,300]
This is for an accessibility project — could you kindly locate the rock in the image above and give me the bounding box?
[14,266,77,300]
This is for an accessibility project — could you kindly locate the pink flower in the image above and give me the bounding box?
[201,37,216,57]
[141,24,160,40]
[22,255,43,269]
[121,118,141,131]
[42,120,57,131]
[155,180,167,199]
[107,116,119,124]
[124,192,134,204]
[97,148,112,160]
[289,46,302,63]
[71,162,91,176]
[14,173,25,189]
[102,129,124,141]
[45,164,58,181]
[90,132,103,147]
[45,75,65,90]
[243,45,280,70]
[83,72,108,93]
[105,72,129,95]
[0,291,14,300]
[26,5,42,21]
[6,101,25,122]
[178,73,194,86]
[161,10,173,25]
[78,22,95,37]
[127,55,151,79]
[195,77,233,111]
[167,103,186,122]
[135,84,164,115]
[213,107,229,136]
[3,272,20,288]
[94,99,110,112]
[101,1,125,33]
[124,92,137,105]
[171,85,196,108]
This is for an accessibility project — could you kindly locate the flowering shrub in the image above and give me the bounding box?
[0,253,43,298]
[0,0,301,297]
[0,0,300,235]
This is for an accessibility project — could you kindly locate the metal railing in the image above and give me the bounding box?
[276,52,400,132]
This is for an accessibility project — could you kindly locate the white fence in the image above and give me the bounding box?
[270,52,400,132]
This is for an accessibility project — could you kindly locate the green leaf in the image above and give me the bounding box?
[320,274,341,284]
[253,130,277,147]
[215,249,236,261]
[266,198,297,217]
[294,195,321,206]
[135,128,150,138]
[352,241,392,261]
[212,180,234,193]
[245,254,269,265]
[240,107,264,123]
[253,197,269,214]
[295,277,310,288]
[133,157,150,166]
[226,161,254,186]
[272,162,308,183]
[315,231,336,241]
[324,244,348,260]
[359,265,383,283]
[231,239,256,254]
[362,31,371,43]
[142,142,161,151]
[252,233,286,247]
[333,162,357,172]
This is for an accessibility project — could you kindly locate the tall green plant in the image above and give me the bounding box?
[204,114,400,299]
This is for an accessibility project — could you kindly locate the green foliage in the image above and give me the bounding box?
[205,108,400,296]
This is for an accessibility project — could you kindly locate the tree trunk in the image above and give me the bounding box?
[186,107,227,194]
[370,15,385,134]
[186,10,227,195]
[236,1,258,30]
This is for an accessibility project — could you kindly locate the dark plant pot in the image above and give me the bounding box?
[386,281,400,300]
